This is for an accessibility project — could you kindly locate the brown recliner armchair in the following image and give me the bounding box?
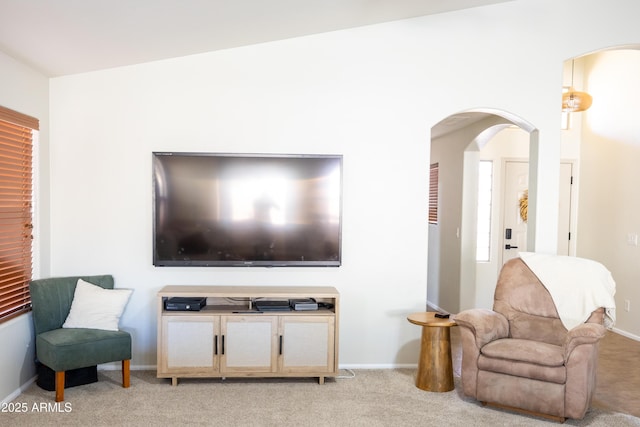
[455,257,609,422]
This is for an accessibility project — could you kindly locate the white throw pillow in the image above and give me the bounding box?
[62,278,132,331]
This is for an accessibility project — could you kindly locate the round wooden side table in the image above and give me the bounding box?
[407,312,457,392]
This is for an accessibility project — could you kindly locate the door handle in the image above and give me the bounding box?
[505,244,519,250]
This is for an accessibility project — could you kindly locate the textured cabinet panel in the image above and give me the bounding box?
[281,316,334,372]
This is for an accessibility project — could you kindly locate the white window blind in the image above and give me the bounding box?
[429,163,439,224]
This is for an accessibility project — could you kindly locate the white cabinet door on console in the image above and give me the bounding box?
[279,316,335,374]
[162,315,219,374]
[221,315,278,373]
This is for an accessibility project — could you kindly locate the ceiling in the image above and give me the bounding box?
[0,0,511,77]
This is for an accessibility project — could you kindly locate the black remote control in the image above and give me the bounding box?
[434,312,450,319]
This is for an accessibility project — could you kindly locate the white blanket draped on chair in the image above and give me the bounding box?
[519,252,616,330]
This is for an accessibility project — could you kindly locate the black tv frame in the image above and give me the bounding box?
[152,152,343,267]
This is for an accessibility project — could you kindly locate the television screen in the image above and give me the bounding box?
[153,152,342,267]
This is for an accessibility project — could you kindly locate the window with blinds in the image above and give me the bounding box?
[429,163,438,224]
[0,106,37,323]
[476,160,493,262]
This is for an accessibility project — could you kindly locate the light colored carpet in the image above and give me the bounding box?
[5,369,640,426]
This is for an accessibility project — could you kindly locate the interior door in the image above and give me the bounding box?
[501,161,573,265]
[557,163,573,255]
[501,161,529,265]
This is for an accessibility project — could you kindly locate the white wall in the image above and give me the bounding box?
[0,51,49,402]
[577,49,640,338]
[49,28,434,367]
[45,0,640,370]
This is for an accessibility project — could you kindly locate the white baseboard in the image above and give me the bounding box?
[611,327,640,342]
[6,328,637,403]
[339,363,418,370]
[1,376,36,405]
[97,364,156,371]
[426,301,443,312]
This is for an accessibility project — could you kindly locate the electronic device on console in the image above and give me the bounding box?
[289,298,318,311]
[254,300,291,312]
[164,297,206,311]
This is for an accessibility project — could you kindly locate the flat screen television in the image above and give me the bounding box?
[152,152,342,267]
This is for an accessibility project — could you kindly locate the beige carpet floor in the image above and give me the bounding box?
[4,369,640,426]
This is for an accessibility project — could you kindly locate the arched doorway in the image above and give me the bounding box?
[427,110,538,313]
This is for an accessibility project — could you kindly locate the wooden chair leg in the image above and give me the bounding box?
[122,359,130,388]
[55,371,65,402]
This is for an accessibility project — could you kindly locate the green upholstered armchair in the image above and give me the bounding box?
[29,275,132,402]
